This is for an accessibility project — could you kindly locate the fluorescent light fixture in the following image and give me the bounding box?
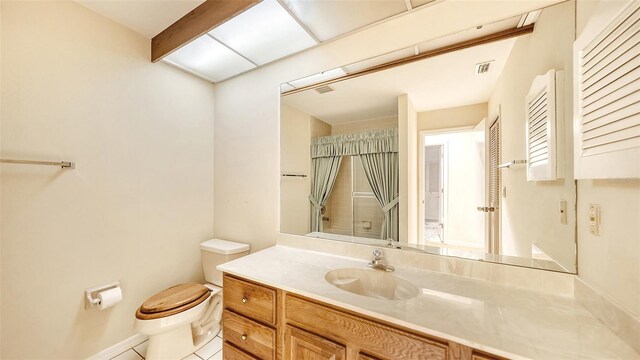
[280,0,407,42]
[164,35,255,82]
[518,10,542,28]
[280,83,295,93]
[209,0,317,66]
[288,68,347,89]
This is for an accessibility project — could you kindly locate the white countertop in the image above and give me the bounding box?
[218,245,639,360]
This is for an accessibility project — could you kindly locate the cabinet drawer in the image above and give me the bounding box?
[358,354,381,360]
[223,341,259,360]
[223,310,276,360]
[224,274,276,325]
[285,295,448,360]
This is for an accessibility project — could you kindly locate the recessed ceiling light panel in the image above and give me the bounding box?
[280,0,407,41]
[209,0,317,66]
[164,35,255,82]
[288,68,347,88]
[518,10,542,28]
[280,83,296,93]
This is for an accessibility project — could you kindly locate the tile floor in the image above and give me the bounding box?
[110,330,223,360]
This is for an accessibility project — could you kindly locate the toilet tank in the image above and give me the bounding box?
[200,239,250,287]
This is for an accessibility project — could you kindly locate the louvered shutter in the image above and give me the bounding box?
[490,120,500,208]
[526,69,564,181]
[574,0,640,179]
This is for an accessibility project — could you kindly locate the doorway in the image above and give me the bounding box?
[419,125,486,250]
[424,144,444,243]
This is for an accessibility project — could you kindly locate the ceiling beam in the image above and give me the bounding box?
[282,24,534,96]
[151,0,261,63]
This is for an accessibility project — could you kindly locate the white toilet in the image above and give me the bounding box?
[134,239,250,360]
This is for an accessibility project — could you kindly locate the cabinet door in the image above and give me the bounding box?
[472,352,504,360]
[285,325,346,360]
[573,0,640,179]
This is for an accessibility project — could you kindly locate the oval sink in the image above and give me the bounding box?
[325,268,419,301]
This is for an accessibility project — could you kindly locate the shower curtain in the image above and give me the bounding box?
[359,151,399,241]
[310,128,398,240]
[309,156,342,232]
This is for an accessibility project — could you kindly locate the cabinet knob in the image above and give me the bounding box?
[241,334,248,341]
[241,297,248,304]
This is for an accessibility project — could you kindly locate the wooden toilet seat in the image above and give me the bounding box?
[135,282,211,320]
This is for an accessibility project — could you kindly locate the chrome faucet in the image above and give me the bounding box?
[367,249,395,272]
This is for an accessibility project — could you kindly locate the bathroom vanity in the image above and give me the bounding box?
[218,246,639,360]
[221,274,493,360]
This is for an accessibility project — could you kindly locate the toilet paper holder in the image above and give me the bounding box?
[85,281,120,310]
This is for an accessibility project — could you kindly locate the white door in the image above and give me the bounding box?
[424,145,443,222]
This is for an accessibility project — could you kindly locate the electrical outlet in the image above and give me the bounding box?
[589,204,600,236]
[559,200,567,224]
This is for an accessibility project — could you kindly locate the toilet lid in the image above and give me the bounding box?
[139,282,210,314]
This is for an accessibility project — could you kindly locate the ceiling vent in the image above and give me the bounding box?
[315,85,335,94]
[475,60,494,74]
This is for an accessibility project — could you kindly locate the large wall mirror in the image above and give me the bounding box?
[280,1,577,273]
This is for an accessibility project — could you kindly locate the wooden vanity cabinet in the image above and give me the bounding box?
[222,273,505,360]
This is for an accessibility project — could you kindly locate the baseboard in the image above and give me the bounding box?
[86,334,148,360]
[575,277,640,354]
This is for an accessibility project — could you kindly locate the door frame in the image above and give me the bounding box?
[418,126,476,246]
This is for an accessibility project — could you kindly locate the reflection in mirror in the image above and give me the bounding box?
[280,1,577,273]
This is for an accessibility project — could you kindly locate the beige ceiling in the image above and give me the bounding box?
[76,0,205,38]
[281,37,516,125]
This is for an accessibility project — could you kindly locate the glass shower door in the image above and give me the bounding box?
[352,156,384,239]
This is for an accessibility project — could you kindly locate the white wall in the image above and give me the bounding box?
[417,103,488,131]
[213,0,564,252]
[280,104,311,235]
[1,2,215,358]
[575,0,640,318]
[487,1,576,271]
[398,95,418,242]
[331,116,397,135]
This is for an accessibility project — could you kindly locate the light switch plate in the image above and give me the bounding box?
[560,200,567,224]
[589,204,600,236]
